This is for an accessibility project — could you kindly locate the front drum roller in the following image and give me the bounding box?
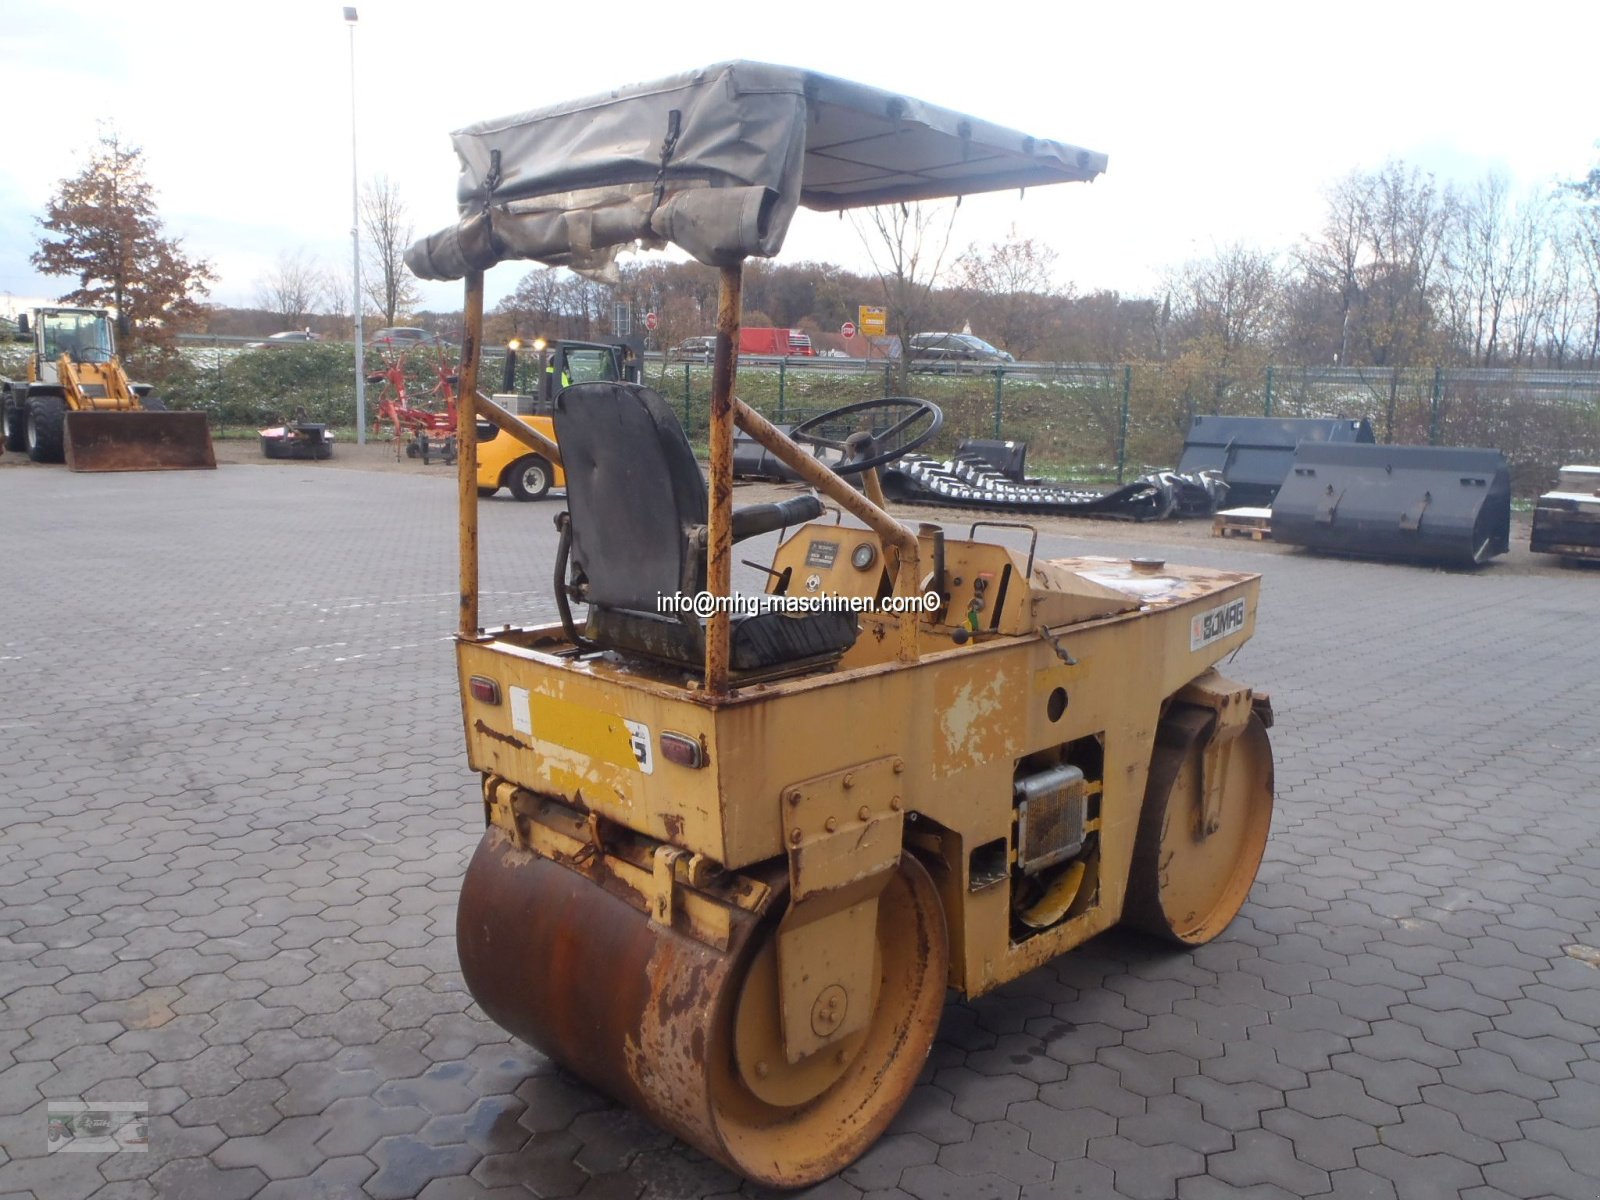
[456,828,948,1188]
[1124,705,1274,945]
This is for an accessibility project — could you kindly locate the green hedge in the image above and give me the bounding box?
[157,345,459,436]
[8,341,1594,491]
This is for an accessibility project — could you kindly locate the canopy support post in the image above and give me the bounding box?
[705,264,742,695]
[458,269,484,640]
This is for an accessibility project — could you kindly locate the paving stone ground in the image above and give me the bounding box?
[1,461,1596,1200]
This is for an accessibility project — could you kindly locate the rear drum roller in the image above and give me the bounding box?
[1124,705,1273,945]
[457,829,947,1187]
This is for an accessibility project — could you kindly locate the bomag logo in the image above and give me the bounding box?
[1191,598,1247,650]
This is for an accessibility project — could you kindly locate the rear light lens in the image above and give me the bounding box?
[469,676,501,705]
[659,732,704,768]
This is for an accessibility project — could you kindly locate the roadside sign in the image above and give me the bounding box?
[841,321,856,339]
[858,305,886,336]
[645,311,658,332]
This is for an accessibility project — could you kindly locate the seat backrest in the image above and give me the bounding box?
[554,382,708,611]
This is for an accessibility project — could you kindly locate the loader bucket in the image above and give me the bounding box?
[64,412,216,472]
[1271,443,1510,566]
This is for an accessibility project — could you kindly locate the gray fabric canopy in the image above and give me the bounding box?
[405,61,1107,282]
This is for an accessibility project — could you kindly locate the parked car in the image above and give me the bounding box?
[369,327,442,348]
[246,330,322,350]
[668,335,715,363]
[908,331,1014,368]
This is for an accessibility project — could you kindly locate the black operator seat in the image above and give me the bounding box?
[553,381,857,674]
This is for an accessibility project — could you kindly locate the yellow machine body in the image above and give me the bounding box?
[459,542,1264,995]
[474,411,566,495]
[453,522,1274,1185]
[434,65,1270,1189]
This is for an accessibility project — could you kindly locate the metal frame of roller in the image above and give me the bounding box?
[415,62,1278,1187]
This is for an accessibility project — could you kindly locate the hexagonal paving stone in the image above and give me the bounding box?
[7,462,1600,1200]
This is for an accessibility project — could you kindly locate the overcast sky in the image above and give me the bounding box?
[3,0,1597,321]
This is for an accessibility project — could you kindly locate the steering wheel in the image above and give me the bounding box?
[788,397,943,476]
[74,346,113,365]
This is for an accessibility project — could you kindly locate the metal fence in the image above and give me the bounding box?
[657,360,1600,494]
[9,339,1592,493]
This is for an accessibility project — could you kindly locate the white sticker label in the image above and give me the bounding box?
[1191,597,1248,651]
[624,719,654,775]
[509,686,532,735]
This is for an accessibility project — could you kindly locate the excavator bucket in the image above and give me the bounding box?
[64,412,216,472]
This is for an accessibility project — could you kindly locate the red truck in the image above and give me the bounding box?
[738,327,814,356]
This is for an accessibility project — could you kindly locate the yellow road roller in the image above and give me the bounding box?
[409,62,1276,1187]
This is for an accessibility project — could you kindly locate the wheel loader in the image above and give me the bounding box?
[408,62,1277,1187]
[1,307,214,471]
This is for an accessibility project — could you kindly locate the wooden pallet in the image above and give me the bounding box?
[1213,507,1273,541]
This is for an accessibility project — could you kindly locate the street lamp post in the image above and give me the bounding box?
[344,6,365,444]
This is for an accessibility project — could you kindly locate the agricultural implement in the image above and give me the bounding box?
[259,407,334,460]
[408,61,1276,1186]
[369,352,461,461]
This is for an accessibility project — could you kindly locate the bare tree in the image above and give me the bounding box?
[1439,175,1571,365]
[1503,193,1553,364]
[561,274,613,339]
[494,266,567,338]
[1537,219,1580,366]
[1169,243,1281,359]
[361,175,421,327]
[952,227,1063,358]
[1361,163,1452,366]
[1568,204,1600,363]
[1165,242,1281,413]
[1291,163,1451,367]
[851,200,960,386]
[1443,173,1516,364]
[321,263,354,339]
[1295,171,1371,365]
[257,249,325,330]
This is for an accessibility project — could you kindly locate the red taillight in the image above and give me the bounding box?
[659,732,704,769]
[469,676,501,705]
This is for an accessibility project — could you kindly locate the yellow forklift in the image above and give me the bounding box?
[410,62,1275,1187]
[477,337,641,500]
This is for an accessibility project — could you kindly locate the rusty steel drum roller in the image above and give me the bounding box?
[1124,706,1275,945]
[457,829,949,1188]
